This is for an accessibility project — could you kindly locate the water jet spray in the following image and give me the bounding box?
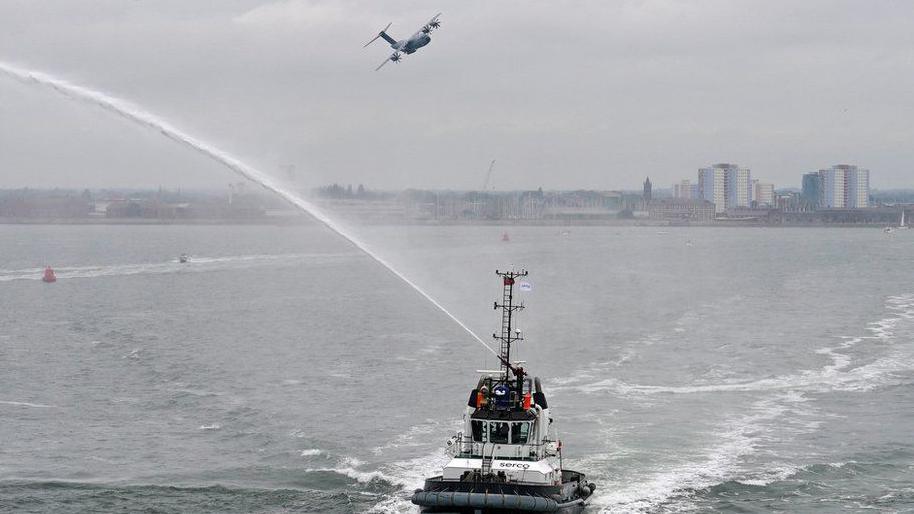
[0,60,498,358]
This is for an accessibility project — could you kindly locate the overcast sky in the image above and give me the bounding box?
[1,0,913,191]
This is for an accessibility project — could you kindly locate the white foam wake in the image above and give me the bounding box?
[588,392,811,513]
[367,451,451,513]
[0,400,56,408]
[0,60,497,358]
[0,252,353,282]
[559,293,914,397]
[305,457,406,487]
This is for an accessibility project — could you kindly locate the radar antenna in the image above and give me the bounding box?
[493,269,527,379]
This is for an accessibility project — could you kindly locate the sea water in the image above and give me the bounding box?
[1,223,912,513]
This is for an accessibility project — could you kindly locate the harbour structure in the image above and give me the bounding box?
[411,270,595,513]
[647,198,715,222]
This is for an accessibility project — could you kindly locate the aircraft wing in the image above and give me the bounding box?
[375,55,395,71]
[420,12,442,33]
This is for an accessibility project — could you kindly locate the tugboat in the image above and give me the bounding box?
[42,266,57,283]
[412,269,595,513]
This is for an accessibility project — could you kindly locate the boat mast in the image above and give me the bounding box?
[493,269,527,379]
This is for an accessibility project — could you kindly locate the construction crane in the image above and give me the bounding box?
[481,159,496,191]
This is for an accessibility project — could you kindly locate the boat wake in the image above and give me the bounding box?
[0,252,356,282]
[550,293,914,512]
[304,457,401,487]
[587,392,805,512]
[0,400,57,408]
[557,294,914,397]
[366,452,451,513]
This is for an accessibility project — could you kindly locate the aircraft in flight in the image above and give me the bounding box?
[364,13,442,71]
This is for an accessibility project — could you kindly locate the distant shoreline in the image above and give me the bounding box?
[0,217,894,228]
[0,217,306,226]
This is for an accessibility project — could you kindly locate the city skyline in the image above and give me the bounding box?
[0,159,905,194]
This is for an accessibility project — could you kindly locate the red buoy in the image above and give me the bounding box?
[42,266,57,283]
[502,232,510,242]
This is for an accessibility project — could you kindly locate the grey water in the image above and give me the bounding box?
[2,224,913,513]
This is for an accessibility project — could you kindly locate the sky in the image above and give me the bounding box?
[1,0,913,191]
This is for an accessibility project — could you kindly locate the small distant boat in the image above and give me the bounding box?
[42,266,56,283]
[179,253,189,263]
[502,232,510,242]
[686,240,694,247]
[886,210,908,233]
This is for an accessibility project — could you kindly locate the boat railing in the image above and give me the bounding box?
[447,433,559,461]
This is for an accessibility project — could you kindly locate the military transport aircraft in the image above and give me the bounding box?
[364,13,442,71]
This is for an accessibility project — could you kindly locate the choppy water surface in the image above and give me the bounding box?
[1,224,912,513]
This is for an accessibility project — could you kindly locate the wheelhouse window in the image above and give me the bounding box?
[511,422,531,444]
[471,420,486,442]
[488,421,509,444]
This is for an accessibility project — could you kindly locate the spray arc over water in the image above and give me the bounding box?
[0,60,497,358]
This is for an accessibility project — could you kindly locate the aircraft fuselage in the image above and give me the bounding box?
[395,33,431,54]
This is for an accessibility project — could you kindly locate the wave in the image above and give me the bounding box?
[0,252,358,282]
[366,452,451,513]
[0,400,56,408]
[588,392,813,513]
[304,456,403,488]
[558,293,914,398]
[304,466,395,485]
[370,418,454,456]
[0,480,351,513]
[552,294,914,512]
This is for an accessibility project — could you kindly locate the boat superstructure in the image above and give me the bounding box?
[412,269,595,513]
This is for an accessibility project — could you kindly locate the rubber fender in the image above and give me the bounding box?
[411,491,559,512]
